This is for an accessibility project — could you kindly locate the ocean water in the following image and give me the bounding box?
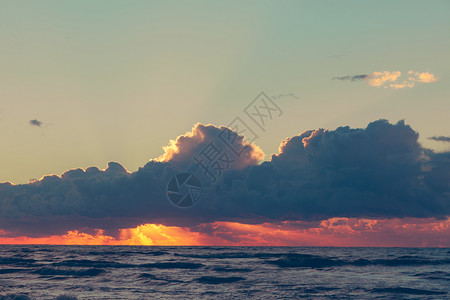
[0,246,449,299]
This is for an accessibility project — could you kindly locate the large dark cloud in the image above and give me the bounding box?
[1,120,449,236]
[231,120,449,221]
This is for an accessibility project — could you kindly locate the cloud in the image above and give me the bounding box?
[0,120,449,237]
[2,218,449,247]
[332,75,369,81]
[366,71,402,87]
[29,119,43,127]
[157,123,264,170]
[429,136,450,142]
[408,71,439,83]
[334,70,438,89]
[235,120,449,221]
[386,81,416,89]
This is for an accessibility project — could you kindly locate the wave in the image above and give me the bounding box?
[1,247,449,299]
[138,273,163,280]
[55,296,78,300]
[212,267,253,273]
[87,250,167,256]
[0,294,32,300]
[352,256,450,267]
[0,268,26,274]
[0,294,78,300]
[266,253,450,268]
[195,276,245,284]
[413,271,450,281]
[0,257,36,266]
[266,254,342,268]
[299,287,339,294]
[33,267,104,277]
[371,287,447,295]
[138,273,182,283]
[174,252,284,259]
[54,259,204,270]
[53,259,133,269]
[141,262,203,269]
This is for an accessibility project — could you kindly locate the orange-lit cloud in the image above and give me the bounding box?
[367,71,402,87]
[1,218,449,247]
[0,230,121,245]
[301,128,326,148]
[118,224,206,246]
[366,70,438,89]
[408,70,439,83]
[335,70,439,89]
[157,123,264,169]
[388,81,416,89]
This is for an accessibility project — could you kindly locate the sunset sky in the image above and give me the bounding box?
[0,1,449,246]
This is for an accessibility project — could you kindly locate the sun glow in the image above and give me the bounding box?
[1,218,449,247]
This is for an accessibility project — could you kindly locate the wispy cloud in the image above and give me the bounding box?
[429,136,450,142]
[29,119,43,127]
[332,74,369,81]
[333,70,439,89]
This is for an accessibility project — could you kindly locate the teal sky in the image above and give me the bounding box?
[1,0,449,184]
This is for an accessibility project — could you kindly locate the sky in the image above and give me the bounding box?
[0,1,449,246]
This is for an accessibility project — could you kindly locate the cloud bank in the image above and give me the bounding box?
[0,120,449,237]
[2,218,449,247]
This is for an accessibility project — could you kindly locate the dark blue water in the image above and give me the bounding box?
[0,246,449,299]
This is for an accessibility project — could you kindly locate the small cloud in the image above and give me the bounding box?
[334,70,439,89]
[367,71,402,87]
[332,74,369,81]
[408,71,439,83]
[29,119,43,127]
[272,93,300,100]
[388,80,416,89]
[429,136,450,142]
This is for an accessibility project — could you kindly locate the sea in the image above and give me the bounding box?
[0,246,449,299]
